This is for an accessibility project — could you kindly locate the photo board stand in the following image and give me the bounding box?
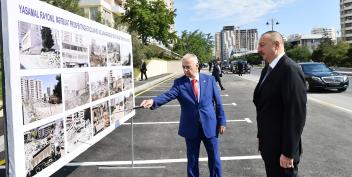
[98,107,166,170]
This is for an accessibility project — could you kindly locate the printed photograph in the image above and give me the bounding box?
[18,21,61,69]
[120,45,131,66]
[124,91,134,116]
[90,70,109,101]
[63,72,90,110]
[92,101,110,135]
[122,68,133,91]
[110,96,124,123]
[61,31,89,68]
[109,70,123,95]
[66,108,92,153]
[24,119,64,177]
[90,39,107,67]
[107,42,121,66]
[22,74,63,125]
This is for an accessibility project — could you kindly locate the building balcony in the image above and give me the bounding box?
[341,0,352,4]
[343,33,352,37]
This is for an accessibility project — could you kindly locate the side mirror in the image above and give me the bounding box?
[329,67,336,71]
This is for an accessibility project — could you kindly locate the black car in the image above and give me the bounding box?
[230,60,251,74]
[299,62,349,92]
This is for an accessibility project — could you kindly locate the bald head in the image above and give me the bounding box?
[257,31,285,63]
[182,53,199,65]
[261,31,284,45]
[182,53,199,79]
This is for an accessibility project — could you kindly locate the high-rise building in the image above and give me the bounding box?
[217,26,258,61]
[79,0,126,27]
[21,78,43,103]
[79,0,175,32]
[214,32,221,60]
[311,27,337,42]
[340,0,352,43]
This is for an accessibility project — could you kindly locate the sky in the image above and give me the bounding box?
[174,0,340,37]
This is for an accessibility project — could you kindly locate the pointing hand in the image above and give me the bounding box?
[140,99,154,109]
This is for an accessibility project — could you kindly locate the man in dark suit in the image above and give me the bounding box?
[237,61,244,76]
[140,59,147,80]
[141,53,226,177]
[253,31,307,177]
[212,59,225,90]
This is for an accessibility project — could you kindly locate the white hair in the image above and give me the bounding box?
[182,53,199,64]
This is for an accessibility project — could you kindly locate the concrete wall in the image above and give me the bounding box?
[137,59,183,79]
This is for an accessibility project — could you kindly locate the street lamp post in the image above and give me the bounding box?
[266,18,279,31]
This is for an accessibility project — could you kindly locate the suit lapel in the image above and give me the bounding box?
[199,74,207,103]
[256,55,286,95]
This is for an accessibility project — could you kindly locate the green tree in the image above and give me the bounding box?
[242,53,262,65]
[41,0,81,15]
[122,0,176,45]
[53,75,62,103]
[41,27,54,52]
[323,41,349,66]
[131,32,146,68]
[95,11,104,24]
[113,14,128,31]
[286,46,311,62]
[344,45,352,67]
[173,30,213,64]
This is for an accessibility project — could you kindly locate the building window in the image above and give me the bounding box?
[90,7,98,20]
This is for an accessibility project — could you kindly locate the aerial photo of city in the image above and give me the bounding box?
[61,31,89,68]
[24,119,65,177]
[107,42,121,66]
[90,39,107,67]
[122,68,132,91]
[109,70,123,95]
[66,108,92,153]
[110,96,124,123]
[18,21,61,69]
[63,72,90,110]
[21,74,63,124]
[92,101,110,135]
[120,45,131,66]
[90,70,109,101]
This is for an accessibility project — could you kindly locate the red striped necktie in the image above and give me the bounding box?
[191,79,198,101]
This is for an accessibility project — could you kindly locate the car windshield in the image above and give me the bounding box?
[301,64,331,73]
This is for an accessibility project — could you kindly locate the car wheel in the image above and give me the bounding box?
[305,81,310,92]
[338,88,347,92]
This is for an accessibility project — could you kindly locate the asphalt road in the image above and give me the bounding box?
[1,68,352,177]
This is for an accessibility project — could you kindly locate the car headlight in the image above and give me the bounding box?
[312,76,322,82]
[343,75,348,82]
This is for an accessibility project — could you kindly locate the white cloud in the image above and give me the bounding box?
[192,0,296,25]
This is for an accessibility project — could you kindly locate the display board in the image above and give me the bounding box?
[1,0,135,176]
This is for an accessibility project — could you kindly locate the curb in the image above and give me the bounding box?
[134,73,176,94]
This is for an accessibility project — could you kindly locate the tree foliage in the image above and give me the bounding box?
[41,27,54,51]
[53,75,62,103]
[41,0,81,15]
[286,46,311,62]
[122,0,176,45]
[173,30,213,64]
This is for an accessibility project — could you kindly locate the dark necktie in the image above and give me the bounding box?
[260,66,272,86]
[191,79,198,101]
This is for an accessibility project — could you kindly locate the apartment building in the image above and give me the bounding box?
[341,0,352,43]
[218,26,258,60]
[21,78,43,103]
[79,0,125,27]
[311,27,337,42]
[214,32,221,60]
